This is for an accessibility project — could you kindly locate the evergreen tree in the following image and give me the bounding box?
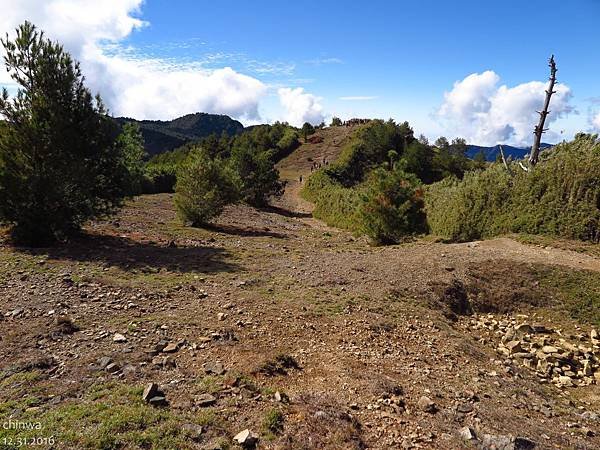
[0,22,137,245]
[330,117,343,127]
[301,122,315,141]
[116,122,147,195]
[359,166,427,245]
[434,136,450,149]
[229,144,283,206]
[174,148,238,226]
[450,137,468,157]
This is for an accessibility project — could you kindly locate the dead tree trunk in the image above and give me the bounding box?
[499,145,512,175]
[529,55,557,167]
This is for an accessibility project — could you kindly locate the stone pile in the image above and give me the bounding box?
[470,315,599,387]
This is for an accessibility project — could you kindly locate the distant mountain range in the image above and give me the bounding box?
[466,143,553,162]
[115,113,244,156]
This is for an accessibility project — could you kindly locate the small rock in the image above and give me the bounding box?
[105,362,121,374]
[417,396,437,413]
[582,427,595,437]
[204,361,225,375]
[122,364,137,376]
[581,411,599,421]
[217,312,226,321]
[557,375,574,387]
[515,324,534,334]
[542,345,559,354]
[195,393,217,407]
[113,333,127,343]
[514,436,536,449]
[182,423,203,439]
[154,340,169,352]
[233,429,258,447]
[162,343,179,353]
[459,426,476,441]
[98,356,112,370]
[457,403,474,413]
[142,383,159,402]
[274,391,289,403]
[506,340,523,355]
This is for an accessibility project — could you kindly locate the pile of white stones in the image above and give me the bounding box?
[470,314,599,388]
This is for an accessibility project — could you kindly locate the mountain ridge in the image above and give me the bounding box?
[115,112,244,156]
[466,143,553,161]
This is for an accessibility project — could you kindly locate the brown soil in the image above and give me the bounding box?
[1,127,600,449]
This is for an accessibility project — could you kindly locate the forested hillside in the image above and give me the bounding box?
[115,113,244,156]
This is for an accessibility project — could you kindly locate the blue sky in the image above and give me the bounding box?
[2,0,600,145]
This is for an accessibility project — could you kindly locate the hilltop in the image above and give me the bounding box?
[115,113,244,157]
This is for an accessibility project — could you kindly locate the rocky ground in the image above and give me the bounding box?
[1,128,600,449]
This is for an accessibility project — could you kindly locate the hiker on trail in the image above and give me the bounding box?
[299,175,303,183]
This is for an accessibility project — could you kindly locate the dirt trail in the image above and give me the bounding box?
[275,126,358,211]
[276,126,600,275]
[1,127,600,448]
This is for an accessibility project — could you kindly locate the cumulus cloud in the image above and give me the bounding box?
[0,0,268,121]
[437,70,575,146]
[278,87,325,126]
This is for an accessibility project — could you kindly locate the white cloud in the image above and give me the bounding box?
[0,0,268,121]
[592,112,600,131]
[437,70,575,146]
[306,57,343,66]
[278,87,325,126]
[339,96,378,101]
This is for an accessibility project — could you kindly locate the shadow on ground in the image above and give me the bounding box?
[206,223,287,239]
[15,233,240,274]
[260,205,312,219]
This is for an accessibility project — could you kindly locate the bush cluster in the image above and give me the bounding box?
[302,120,472,244]
[426,133,600,242]
[143,123,298,195]
[173,125,293,225]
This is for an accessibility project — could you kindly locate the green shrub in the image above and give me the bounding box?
[273,128,300,161]
[143,146,191,193]
[359,167,428,244]
[425,165,513,242]
[426,134,600,242]
[116,122,147,195]
[326,120,414,187]
[229,145,283,207]
[301,122,315,141]
[174,149,238,226]
[301,170,363,231]
[302,120,438,242]
[263,408,284,434]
